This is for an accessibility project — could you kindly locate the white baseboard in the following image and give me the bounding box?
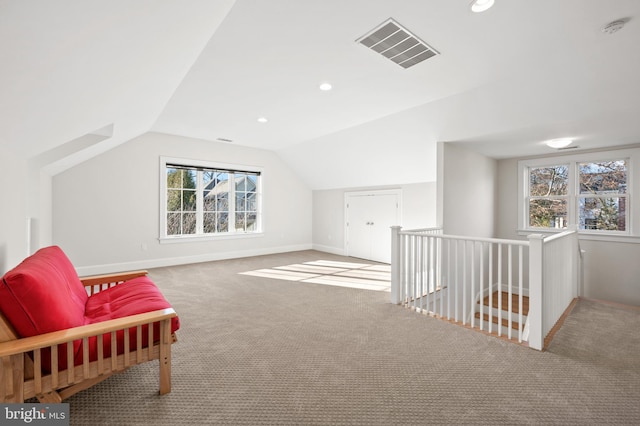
[75,244,313,276]
[311,244,346,256]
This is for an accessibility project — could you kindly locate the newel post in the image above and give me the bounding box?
[391,226,402,304]
[527,233,544,350]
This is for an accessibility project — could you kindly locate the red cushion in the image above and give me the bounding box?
[0,246,87,337]
[77,276,180,365]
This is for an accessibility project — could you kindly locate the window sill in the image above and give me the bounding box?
[517,229,640,244]
[159,232,264,244]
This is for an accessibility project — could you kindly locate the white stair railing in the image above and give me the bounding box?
[390,226,580,350]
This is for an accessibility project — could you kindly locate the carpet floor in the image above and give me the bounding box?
[66,250,640,425]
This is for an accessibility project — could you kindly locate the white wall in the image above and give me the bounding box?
[439,143,497,237]
[52,132,312,274]
[312,182,437,255]
[0,149,29,273]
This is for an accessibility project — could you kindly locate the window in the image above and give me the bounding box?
[578,160,626,231]
[160,157,261,239]
[520,153,630,234]
[527,165,569,229]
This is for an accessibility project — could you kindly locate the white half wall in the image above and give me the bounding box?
[52,132,312,274]
[312,182,437,256]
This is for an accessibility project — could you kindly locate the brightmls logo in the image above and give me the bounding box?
[1,404,69,425]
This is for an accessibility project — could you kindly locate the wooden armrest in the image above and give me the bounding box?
[0,308,176,357]
[80,270,148,287]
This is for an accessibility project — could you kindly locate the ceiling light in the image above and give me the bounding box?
[470,0,495,13]
[257,117,268,123]
[319,82,332,91]
[546,138,573,149]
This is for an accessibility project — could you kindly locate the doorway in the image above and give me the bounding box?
[345,189,401,264]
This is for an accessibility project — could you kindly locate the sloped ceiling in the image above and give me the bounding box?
[0,0,236,169]
[2,1,640,189]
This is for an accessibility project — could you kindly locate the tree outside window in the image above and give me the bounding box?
[526,159,627,232]
[578,160,626,231]
[528,165,569,229]
[164,164,260,237]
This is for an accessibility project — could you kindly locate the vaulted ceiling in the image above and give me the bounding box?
[2,1,640,189]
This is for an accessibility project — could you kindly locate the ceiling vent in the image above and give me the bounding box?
[357,19,439,69]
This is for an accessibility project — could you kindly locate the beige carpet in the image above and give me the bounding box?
[66,250,640,425]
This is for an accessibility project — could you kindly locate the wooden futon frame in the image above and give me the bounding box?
[0,270,177,403]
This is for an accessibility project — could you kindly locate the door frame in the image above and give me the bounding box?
[344,189,402,261]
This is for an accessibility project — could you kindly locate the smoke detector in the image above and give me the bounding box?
[602,19,628,35]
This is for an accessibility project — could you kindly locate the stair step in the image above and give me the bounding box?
[479,291,529,316]
[474,312,523,330]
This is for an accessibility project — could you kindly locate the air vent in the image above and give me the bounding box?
[357,19,439,69]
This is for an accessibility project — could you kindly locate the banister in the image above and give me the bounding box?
[399,231,529,247]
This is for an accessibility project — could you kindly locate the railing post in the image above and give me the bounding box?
[568,225,579,300]
[527,233,544,350]
[391,226,402,304]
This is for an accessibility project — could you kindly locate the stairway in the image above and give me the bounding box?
[474,291,529,339]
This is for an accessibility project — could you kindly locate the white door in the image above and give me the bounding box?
[346,190,400,263]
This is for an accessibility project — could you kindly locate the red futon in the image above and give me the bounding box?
[0,246,179,402]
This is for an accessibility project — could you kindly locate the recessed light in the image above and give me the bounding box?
[470,0,495,13]
[319,82,332,91]
[546,138,573,149]
[257,117,268,123]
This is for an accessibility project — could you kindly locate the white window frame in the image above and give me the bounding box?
[159,156,263,243]
[518,148,637,241]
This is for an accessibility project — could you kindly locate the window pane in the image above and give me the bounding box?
[235,212,246,231]
[182,213,196,234]
[183,190,197,211]
[529,166,568,196]
[246,213,257,231]
[246,193,257,211]
[235,174,247,191]
[203,192,215,211]
[236,193,245,211]
[529,199,567,229]
[166,168,181,188]
[579,197,626,231]
[184,170,197,189]
[203,212,216,233]
[579,160,626,195]
[167,189,182,211]
[246,175,257,191]
[217,195,228,211]
[167,213,181,235]
[217,213,228,232]
[203,171,215,188]
[217,173,229,188]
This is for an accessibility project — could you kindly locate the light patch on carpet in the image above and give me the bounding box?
[240,260,390,291]
[240,268,320,281]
